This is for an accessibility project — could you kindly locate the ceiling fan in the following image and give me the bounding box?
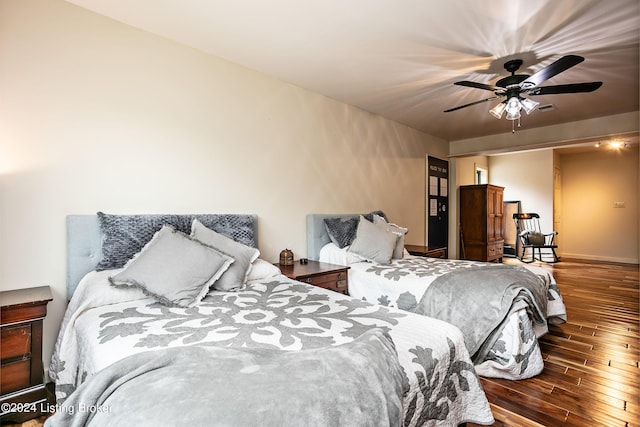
[444,55,602,127]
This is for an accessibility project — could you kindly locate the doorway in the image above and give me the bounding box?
[503,200,521,257]
[427,156,449,250]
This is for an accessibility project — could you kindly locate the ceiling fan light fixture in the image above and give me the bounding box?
[447,55,602,132]
[520,97,540,114]
[489,102,506,119]
[504,96,521,121]
[505,96,521,113]
[505,108,521,121]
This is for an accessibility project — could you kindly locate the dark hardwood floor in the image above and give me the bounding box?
[471,257,639,427]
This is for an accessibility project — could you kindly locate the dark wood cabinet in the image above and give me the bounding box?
[459,184,505,262]
[1,286,53,423]
[278,260,349,294]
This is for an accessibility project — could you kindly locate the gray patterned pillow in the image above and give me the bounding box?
[191,219,260,291]
[324,216,359,249]
[96,212,256,271]
[109,225,234,307]
[324,211,388,249]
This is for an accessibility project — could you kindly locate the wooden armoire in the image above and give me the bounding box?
[459,184,504,262]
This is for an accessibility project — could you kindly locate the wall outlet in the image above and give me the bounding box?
[613,201,626,208]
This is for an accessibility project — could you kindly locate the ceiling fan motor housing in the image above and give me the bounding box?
[496,74,529,89]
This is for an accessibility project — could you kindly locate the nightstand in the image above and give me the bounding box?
[1,286,53,424]
[278,260,350,294]
[405,244,448,259]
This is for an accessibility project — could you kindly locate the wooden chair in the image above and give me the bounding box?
[513,213,559,263]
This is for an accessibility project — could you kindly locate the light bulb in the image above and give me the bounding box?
[506,109,521,121]
[520,98,540,114]
[489,102,506,119]
[506,97,521,114]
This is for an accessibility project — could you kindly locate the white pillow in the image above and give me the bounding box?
[373,215,408,259]
[319,243,364,266]
[348,215,397,264]
[191,219,260,291]
[246,259,282,282]
[109,225,234,307]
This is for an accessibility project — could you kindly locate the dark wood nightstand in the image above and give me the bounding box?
[278,260,350,294]
[405,244,448,259]
[1,286,53,424]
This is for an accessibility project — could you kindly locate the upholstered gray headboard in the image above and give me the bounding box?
[66,214,258,300]
[66,215,103,300]
[306,213,361,261]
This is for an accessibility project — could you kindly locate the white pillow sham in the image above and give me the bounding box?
[319,243,365,266]
[246,258,282,282]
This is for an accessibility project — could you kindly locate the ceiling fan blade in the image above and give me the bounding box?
[454,81,502,92]
[528,82,603,95]
[521,55,584,88]
[444,96,499,113]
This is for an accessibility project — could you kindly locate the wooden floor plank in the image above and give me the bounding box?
[478,258,639,426]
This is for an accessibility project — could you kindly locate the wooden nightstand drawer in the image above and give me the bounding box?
[278,261,350,295]
[301,270,347,286]
[303,276,348,293]
[1,325,32,360]
[1,359,31,395]
[1,286,53,424]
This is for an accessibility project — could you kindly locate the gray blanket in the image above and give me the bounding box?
[415,265,548,363]
[45,328,407,427]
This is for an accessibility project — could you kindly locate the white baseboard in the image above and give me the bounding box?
[559,252,639,265]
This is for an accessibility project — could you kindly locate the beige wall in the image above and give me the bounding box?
[489,150,555,231]
[448,155,488,258]
[485,147,639,264]
[455,155,488,186]
[559,146,639,263]
[0,0,447,367]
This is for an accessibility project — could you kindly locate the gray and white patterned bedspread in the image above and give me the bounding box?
[342,254,567,380]
[49,268,494,427]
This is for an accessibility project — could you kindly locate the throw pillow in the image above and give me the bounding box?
[373,215,408,259]
[348,215,397,264]
[324,216,359,249]
[191,219,260,291]
[323,211,388,249]
[109,225,234,307]
[95,212,256,271]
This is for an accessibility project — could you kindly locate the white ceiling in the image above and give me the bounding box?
[66,0,639,142]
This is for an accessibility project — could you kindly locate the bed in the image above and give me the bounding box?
[307,213,567,380]
[46,213,494,427]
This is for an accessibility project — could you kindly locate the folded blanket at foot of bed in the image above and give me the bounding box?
[44,328,407,427]
[415,265,548,363]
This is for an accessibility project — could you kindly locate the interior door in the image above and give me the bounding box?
[427,156,449,249]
